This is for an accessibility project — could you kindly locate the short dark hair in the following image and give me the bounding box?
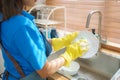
[0,0,24,20]
[0,0,2,13]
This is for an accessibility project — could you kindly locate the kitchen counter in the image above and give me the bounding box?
[48,73,69,80]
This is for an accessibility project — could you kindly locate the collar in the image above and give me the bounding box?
[21,10,35,21]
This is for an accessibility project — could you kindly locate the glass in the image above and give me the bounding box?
[36,11,42,19]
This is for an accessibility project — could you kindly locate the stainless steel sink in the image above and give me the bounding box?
[48,48,112,80]
[77,52,120,79]
[48,47,120,80]
[58,65,109,80]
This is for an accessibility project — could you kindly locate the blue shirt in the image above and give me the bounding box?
[1,11,47,80]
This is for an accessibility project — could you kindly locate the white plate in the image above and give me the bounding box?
[58,61,80,76]
[73,31,99,58]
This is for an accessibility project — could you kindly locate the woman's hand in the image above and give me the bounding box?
[36,57,65,78]
[60,39,89,66]
[52,32,78,51]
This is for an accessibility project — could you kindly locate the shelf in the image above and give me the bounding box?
[29,5,66,39]
[34,19,62,25]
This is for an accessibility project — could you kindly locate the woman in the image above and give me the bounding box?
[0,0,88,80]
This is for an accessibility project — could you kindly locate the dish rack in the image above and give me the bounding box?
[28,5,67,39]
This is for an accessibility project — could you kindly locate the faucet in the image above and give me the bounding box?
[86,10,102,51]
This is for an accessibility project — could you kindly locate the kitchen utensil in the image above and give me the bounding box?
[58,61,80,76]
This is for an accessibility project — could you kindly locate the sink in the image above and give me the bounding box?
[77,52,120,78]
[47,46,113,80]
[48,48,111,80]
[57,66,109,80]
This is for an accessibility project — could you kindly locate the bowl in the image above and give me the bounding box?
[59,61,80,75]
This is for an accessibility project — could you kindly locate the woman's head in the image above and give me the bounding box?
[23,0,37,11]
[23,0,37,8]
[0,0,36,20]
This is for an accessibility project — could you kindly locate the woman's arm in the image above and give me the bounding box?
[36,57,65,78]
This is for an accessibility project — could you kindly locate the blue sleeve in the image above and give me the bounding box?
[13,25,47,70]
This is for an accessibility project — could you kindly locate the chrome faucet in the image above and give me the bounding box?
[86,10,102,51]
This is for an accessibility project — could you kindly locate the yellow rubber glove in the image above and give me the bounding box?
[52,32,78,51]
[60,39,89,66]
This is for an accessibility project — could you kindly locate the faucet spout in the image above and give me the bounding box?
[86,10,102,51]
